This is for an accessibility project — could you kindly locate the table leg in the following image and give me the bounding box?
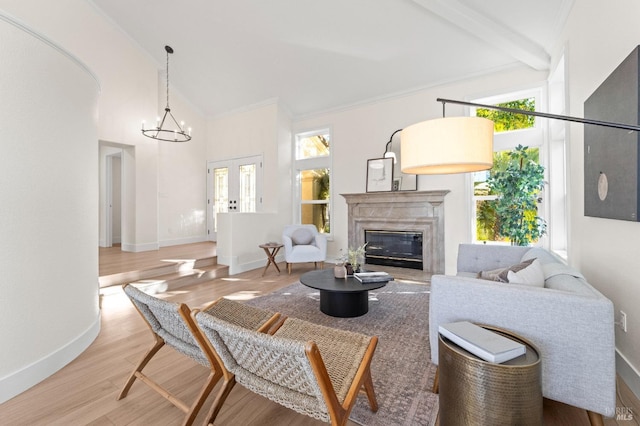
[319,290,369,317]
[261,247,282,276]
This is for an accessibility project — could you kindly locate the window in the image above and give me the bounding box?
[470,92,546,245]
[294,129,331,234]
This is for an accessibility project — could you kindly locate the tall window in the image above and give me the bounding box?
[294,129,331,234]
[471,93,546,244]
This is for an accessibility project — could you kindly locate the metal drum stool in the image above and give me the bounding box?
[438,324,542,426]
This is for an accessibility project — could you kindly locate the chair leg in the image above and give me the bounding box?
[287,263,292,274]
[181,370,223,426]
[362,366,378,412]
[117,337,165,400]
[586,410,604,426]
[204,376,237,426]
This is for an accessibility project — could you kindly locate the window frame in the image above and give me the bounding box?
[293,128,333,236]
[468,88,549,246]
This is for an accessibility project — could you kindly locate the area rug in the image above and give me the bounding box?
[244,280,439,426]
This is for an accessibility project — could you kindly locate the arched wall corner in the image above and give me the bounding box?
[0,12,101,403]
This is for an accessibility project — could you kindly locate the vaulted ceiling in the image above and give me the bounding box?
[90,0,573,118]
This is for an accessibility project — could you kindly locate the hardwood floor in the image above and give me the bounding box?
[98,242,217,277]
[1,243,638,425]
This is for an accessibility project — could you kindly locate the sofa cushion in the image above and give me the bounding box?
[542,263,601,296]
[506,259,545,287]
[291,228,314,245]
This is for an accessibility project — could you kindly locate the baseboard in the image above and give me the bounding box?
[159,236,207,248]
[616,349,640,400]
[105,237,206,252]
[120,242,159,252]
[0,314,101,404]
[219,254,285,275]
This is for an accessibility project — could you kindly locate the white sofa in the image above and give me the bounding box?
[429,244,616,424]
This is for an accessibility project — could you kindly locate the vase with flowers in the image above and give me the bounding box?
[337,243,367,275]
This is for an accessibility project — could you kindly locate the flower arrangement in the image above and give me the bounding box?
[337,243,368,273]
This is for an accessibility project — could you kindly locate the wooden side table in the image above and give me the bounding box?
[437,324,542,426]
[259,243,283,276]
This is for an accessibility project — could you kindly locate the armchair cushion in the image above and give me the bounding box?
[291,228,314,245]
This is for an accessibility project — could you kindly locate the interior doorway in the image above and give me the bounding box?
[100,141,132,250]
[106,152,122,247]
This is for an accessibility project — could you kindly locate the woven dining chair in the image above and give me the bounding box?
[118,285,281,426]
[193,311,379,426]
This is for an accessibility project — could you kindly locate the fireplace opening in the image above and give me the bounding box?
[364,230,423,270]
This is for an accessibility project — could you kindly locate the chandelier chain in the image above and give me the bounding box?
[165,47,170,109]
[140,45,191,142]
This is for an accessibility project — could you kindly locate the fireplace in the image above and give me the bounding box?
[365,230,423,270]
[342,191,448,280]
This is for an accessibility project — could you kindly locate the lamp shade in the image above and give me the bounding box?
[401,116,494,174]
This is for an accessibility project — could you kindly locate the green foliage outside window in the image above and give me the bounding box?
[486,145,546,246]
[474,98,546,245]
[476,98,535,132]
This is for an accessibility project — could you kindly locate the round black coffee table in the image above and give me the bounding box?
[299,269,388,317]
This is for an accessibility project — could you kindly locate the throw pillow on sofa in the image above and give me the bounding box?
[477,258,534,282]
[476,258,545,287]
[505,259,545,287]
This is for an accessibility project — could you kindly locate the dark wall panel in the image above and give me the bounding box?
[584,45,640,221]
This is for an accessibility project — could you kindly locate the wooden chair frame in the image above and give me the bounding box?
[118,287,281,426]
[305,337,378,426]
[192,311,378,426]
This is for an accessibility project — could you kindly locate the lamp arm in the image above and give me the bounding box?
[384,128,403,156]
[437,97,640,132]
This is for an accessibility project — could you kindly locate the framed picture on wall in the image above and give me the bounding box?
[366,158,394,192]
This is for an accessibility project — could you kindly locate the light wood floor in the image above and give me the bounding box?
[1,243,638,425]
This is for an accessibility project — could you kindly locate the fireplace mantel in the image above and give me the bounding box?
[341,190,449,281]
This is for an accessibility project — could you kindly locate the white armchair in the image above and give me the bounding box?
[282,224,327,274]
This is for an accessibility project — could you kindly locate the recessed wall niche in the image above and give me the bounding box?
[584,45,640,221]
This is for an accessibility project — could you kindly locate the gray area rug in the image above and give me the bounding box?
[245,280,439,426]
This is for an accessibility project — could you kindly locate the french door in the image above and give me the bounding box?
[207,155,262,240]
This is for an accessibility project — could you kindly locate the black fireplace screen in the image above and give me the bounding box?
[364,230,423,270]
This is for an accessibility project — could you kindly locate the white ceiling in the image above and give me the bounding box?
[89,0,573,118]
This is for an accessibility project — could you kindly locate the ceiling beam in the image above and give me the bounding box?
[412,0,550,71]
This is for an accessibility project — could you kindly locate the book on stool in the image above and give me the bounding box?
[439,321,526,363]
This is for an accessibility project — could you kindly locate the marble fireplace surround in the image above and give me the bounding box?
[341,191,449,281]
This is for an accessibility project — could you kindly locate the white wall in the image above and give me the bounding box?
[157,90,207,246]
[0,0,208,252]
[0,0,208,401]
[552,0,640,396]
[0,12,100,403]
[293,67,547,273]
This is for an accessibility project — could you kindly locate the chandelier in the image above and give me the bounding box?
[141,45,191,142]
